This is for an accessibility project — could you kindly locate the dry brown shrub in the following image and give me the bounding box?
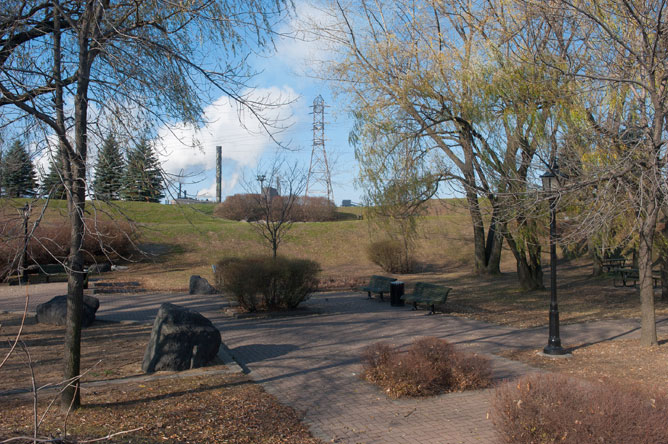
[492,373,668,444]
[0,218,136,279]
[214,194,336,222]
[366,239,415,273]
[361,337,491,398]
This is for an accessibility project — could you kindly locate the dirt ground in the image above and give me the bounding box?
[0,314,322,443]
[0,314,151,392]
[0,373,322,443]
[499,337,668,393]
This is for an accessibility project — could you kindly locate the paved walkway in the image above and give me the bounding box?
[2,284,667,444]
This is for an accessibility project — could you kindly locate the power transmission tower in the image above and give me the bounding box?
[306,95,334,203]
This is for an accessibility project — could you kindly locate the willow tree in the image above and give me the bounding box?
[317,0,574,289]
[519,0,668,346]
[0,0,289,409]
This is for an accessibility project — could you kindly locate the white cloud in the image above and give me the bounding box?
[197,172,240,199]
[270,1,342,74]
[154,86,300,177]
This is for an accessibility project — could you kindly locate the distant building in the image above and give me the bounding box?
[342,199,355,207]
[170,197,203,205]
[262,186,279,198]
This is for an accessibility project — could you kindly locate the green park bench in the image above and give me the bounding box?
[402,282,451,314]
[360,275,397,301]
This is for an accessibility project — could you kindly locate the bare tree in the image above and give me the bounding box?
[245,162,307,258]
[0,0,291,408]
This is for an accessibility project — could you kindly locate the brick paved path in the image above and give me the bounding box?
[3,284,668,444]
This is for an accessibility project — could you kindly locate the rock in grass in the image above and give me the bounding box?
[142,303,221,373]
[36,295,100,327]
[189,275,217,295]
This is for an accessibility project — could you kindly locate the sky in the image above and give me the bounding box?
[153,1,362,205]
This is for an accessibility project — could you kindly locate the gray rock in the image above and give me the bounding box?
[142,303,221,373]
[35,295,100,327]
[189,275,217,295]
[87,262,112,274]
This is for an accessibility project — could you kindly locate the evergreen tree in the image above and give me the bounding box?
[93,135,125,200]
[121,139,164,202]
[3,140,37,197]
[40,153,67,199]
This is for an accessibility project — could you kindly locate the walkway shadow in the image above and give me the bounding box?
[231,344,299,364]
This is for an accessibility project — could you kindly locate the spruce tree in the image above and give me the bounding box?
[40,153,67,199]
[121,139,164,202]
[3,140,37,198]
[93,135,125,200]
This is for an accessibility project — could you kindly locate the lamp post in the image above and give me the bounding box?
[540,161,567,356]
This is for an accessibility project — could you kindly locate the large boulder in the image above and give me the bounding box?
[189,275,217,295]
[142,303,221,373]
[36,295,100,327]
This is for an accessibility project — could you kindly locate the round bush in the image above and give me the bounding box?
[215,256,320,311]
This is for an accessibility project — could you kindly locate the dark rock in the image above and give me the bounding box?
[142,303,221,373]
[189,275,217,295]
[87,262,112,274]
[35,295,100,327]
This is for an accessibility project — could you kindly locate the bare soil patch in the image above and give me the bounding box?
[498,337,668,393]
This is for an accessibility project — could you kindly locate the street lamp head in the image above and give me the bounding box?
[541,159,561,192]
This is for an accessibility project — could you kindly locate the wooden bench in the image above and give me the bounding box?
[360,275,396,301]
[402,282,451,314]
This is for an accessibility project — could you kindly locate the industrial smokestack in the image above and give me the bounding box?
[216,145,222,203]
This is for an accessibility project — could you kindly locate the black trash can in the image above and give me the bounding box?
[390,281,405,307]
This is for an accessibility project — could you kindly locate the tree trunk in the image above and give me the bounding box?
[62,177,85,410]
[661,258,668,301]
[62,20,93,409]
[484,214,503,275]
[504,230,545,291]
[589,238,603,277]
[465,187,488,274]
[638,213,658,346]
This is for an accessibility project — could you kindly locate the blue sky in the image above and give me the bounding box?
[155,1,362,205]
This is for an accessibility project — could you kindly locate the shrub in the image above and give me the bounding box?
[0,218,136,280]
[214,194,263,221]
[215,256,320,311]
[295,196,337,222]
[366,238,415,273]
[214,194,337,222]
[492,374,668,444]
[361,337,491,398]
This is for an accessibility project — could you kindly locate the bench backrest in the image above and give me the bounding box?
[414,282,451,301]
[369,275,396,291]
